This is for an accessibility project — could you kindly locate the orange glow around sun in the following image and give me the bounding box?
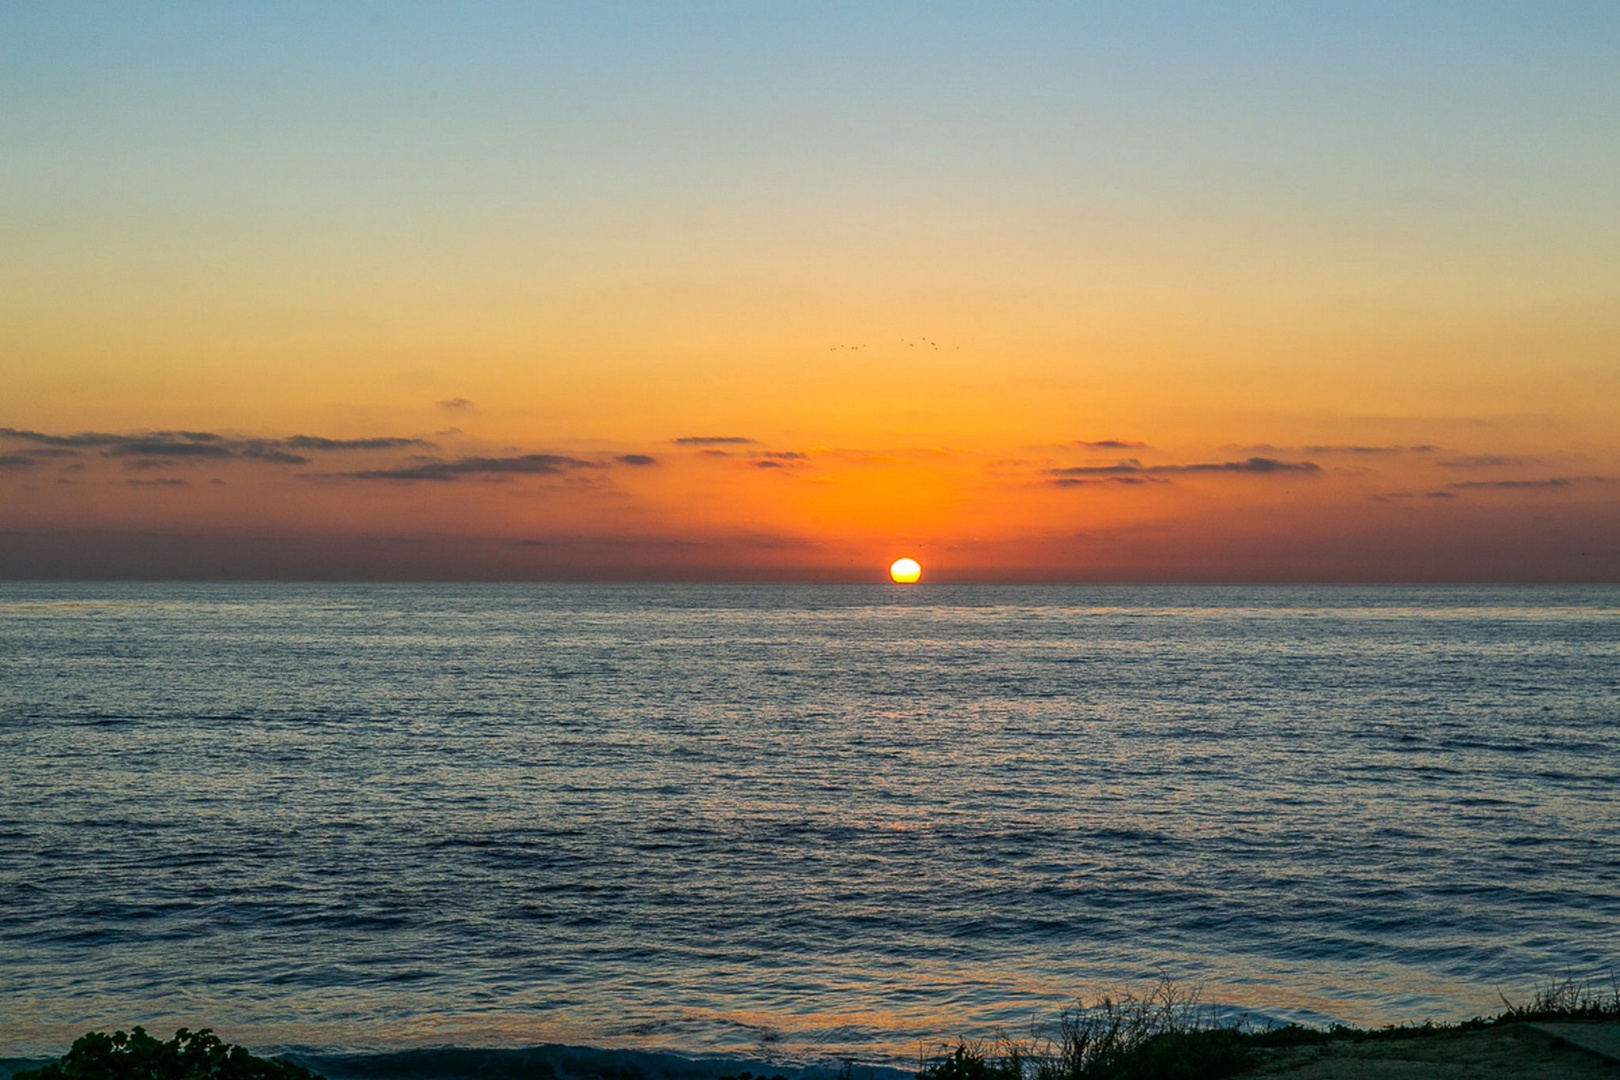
[889,558,922,583]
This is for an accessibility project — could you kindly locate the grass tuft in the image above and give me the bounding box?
[918,980,1252,1080]
[1497,973,1620,1022]
[918,971,1620,1080]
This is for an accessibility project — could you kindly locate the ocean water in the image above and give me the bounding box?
[2,583,1617,1067]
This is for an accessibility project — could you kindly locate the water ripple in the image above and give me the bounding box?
[1,583,1617,1061]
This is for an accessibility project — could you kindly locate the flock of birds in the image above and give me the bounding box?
[827,337,953,351]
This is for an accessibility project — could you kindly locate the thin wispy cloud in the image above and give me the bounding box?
[509,531,820,553]
[1448,476,1610,490]
[1048,456,1321,479]
[2,427,158,448]
[0,428,434,467]
[0,426,677,489]
[284,436,431,451]
[106,438,235,459]
[1301,444,1438,455]
[675,436,755,445]
[1049,476,1163,488]
[1236,443,1438,455]
[340,454,596,482]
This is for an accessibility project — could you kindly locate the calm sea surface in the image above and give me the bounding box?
[2,584,1617,1065]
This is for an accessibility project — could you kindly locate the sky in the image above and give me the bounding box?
[3,2,1617,581]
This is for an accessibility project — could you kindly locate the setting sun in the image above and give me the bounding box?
[889,558,922,584]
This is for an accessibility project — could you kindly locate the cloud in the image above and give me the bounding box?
[340,453,595,481]
[126,478,189,487]
[1048,456,1321,478]
[1448,476,1611,490]
[108,438,236,460]
[0,454,36,469]
[1049,476,1163,488]
[676,436,755,445]
[1074,439,1149,450]
[512,531,820,553]
[437,398,474,409]
[0,427,434,467]
[1299,444,1438,455]
[283,436,433,451]
[1,427,148,448]
[1438,455,1531,468]
[1425,491,1457,499]
[238,447,311,464]
[2,425,663,488]
[1187,457,1320,474]
[741,450,811,469]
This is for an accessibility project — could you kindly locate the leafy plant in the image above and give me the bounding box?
[15,1027,319,1080]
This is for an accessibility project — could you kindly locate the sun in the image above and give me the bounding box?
[888,557,922,583]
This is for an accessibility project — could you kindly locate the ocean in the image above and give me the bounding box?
[2,583,1617,1070]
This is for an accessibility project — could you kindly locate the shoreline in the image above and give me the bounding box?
[0,1046,910,1080]
[7,1014,1620,1080]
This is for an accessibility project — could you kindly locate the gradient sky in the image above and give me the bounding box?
[3,2,1617,580]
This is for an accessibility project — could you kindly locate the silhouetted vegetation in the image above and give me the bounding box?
[917,981,1251,1080]
[916,973,1620,1080]
[21,974,1619,1080]
[1497,973,1620,1022]
[14,1028,318,1080]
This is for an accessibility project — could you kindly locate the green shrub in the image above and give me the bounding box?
[15,1028,319,1080]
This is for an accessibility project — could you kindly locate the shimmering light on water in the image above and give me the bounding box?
[1,584,1617,1063]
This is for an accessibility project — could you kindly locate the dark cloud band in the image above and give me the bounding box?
[1300,444,1438,455]
[1049,456,1321,477]
[1049,476,1162,487]
[1449,476,1610,490]
[1,427,433,466]
[341,454,596,481]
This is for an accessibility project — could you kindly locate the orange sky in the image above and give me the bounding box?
[3,5,1617,580]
